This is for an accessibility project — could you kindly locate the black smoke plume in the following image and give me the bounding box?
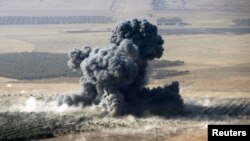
[58,19,184,116]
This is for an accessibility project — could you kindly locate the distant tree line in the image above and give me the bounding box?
[157,17,189,26]
[159,27,250,35]
[0,16,114,25]
[151,60,184,68]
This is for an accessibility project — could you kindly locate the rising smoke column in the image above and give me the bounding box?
[58,19,184,116]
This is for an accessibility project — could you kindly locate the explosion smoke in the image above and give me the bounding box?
[58,19,184,116]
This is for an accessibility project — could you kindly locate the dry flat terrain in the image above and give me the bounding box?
[0,0,250,141]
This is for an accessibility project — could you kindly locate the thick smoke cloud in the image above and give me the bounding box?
[58,19,184,116]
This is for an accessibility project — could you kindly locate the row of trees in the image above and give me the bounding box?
[151,60,184,68]
[157,17,188,26]
[0,16,113,25]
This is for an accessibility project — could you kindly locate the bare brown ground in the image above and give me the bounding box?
[0,1,250,141]
[165,130,207,141]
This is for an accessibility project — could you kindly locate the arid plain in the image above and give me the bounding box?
[0,0,249,141]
